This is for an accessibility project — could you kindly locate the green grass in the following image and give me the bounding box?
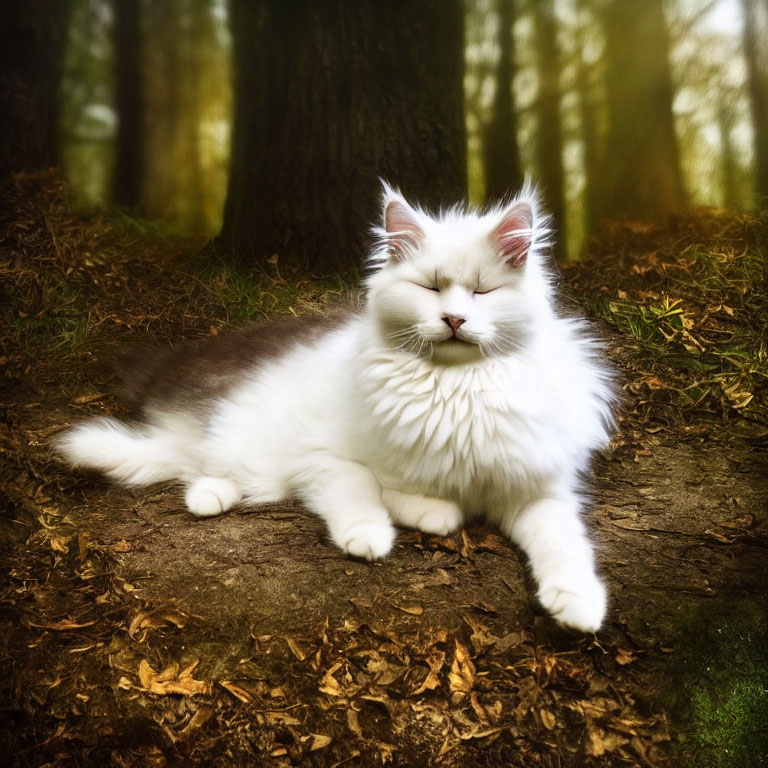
[668,597,768,768]
[583,232,768,426]
[10,280,95,360]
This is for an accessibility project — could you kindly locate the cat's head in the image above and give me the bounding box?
[366,183,553,365]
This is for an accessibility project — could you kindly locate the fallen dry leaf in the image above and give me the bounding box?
[448,639,475,702]
[179,706,214,738]
[309,733,332,751]
[615,647,638,665]
[138,659,211,696]
[395,604,423,616]
[586,725,630,756]
[128,606,189,640]
[347,708,363,738]
[49,536,69,553]
[460,530,475,558]
[264,711,301,726]
[219,680,255,704]
[319,660,345,697]
[285,636,311,661]
[540,708,556,730]
[28,617,97,631]
[73,392,105,404]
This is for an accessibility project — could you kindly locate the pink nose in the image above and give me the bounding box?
[442,315,466,334]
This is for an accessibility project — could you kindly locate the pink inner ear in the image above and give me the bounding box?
[493,202,533,267]
[385,200,424,260]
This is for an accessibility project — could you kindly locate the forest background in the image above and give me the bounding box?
[3,0,767,265]
[1,1,767,767]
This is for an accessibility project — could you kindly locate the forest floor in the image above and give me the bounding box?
[1,172,767,768]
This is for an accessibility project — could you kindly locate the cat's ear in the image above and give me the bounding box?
[383,189,424,261]
[492,200,534,268]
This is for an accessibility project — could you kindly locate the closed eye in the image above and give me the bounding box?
[473,288,496,295]
[411,281,439,292]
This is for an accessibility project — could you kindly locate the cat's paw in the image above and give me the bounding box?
[185,477,241,517]
[537,573,607,633]
[413,499,463,536]
[342,520,396,561]
[382,491,463,536]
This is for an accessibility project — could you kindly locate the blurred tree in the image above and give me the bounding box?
[533,0,566,257]
[574,0,602,237]
[717,100,740,209]
[142,0,229,234]
[482,0,523,203]
[143,0,182,224]
[219,0,467,271]
[113,0,144,208]
[598,0,686,219]
[0,0,72,178]
[740,0,768,204]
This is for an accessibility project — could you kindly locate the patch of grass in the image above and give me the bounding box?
[10,280,94,360]
[572,212,768,431]
[185,262,350,327]
[0,172,356,378]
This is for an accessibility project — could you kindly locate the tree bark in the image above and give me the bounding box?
[113,0,144,208]
[218,0,467,272]
[482,0,523,204]
[532,0,566,258]
[598,0,686,220]
[0,0,72,178]
[740,0,768,205]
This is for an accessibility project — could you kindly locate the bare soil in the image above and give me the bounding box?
[1,175,766,767]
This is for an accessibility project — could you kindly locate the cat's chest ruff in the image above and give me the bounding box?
[357,352,546,470]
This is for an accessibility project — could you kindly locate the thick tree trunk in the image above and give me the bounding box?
[599,0,686,220]
[0,0,71,178]
[740,0,768,205]
[113,0,144,208]
[533,0,566,258]
[218,0,467,272]
[482,0,523,204]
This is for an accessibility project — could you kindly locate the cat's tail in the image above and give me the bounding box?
[55,417,191,486]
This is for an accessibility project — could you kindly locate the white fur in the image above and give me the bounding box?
[56,186,615,632]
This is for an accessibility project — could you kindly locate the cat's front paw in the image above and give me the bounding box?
[537,572,607,633]
[342,520,396,561]
[382,491,463,536]
[185,477,241,517]
[413,499,462,536]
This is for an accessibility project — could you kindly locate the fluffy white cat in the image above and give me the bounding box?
[57,184,615,632]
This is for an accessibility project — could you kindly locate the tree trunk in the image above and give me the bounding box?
[143,0,182,223]
[740,0,768,205]
[0,0,72,178]
[532,0,566,258]
[218,0,467,272]
[482,0,523,204]
[575,0,601,238]
[599,0,686,220]
[113,0,144,208]
[718,102,739,209]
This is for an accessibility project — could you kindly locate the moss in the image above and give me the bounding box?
[689,678,768,766]
[666,596,768,767]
